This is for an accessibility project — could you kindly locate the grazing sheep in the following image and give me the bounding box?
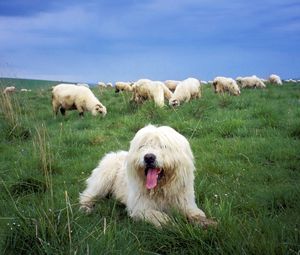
[20,88,32,92]
[131,79,150,103]
[286,79,296,83]
[212,77,240,96]
[115,82,133,93]
[132,79,172,107]
[3,86,16,94]
[76,83,90,88]
[269,74,282,85]
[52,83,107,117]
[97,82,107,88]
[236,75,266,89]
[169,78,201,107]
[164,80,180,92]
[106,82,113,87]
[162,83,173,101]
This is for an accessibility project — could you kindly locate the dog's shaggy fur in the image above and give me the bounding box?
[79,125,216,227]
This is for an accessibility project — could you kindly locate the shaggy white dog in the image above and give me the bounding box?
[79,125,216,228]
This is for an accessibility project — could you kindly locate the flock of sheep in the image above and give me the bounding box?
[112,74,284,105]
[2,87,31,94]
[1,73,294,117]
[50,74,287,117]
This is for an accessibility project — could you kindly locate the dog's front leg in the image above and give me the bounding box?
[130,209,170,228]
[185,206,217,228]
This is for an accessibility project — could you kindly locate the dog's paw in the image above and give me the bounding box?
[79,204,95,214]
[197,216,218,229]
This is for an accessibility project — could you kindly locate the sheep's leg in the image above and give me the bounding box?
[76,105,84,117]
[185,95,191,102]
[52,101,60,115]
[53,107,59,115]
[194,91,201,99]
[60,107,66,116]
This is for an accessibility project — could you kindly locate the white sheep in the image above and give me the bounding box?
[236,75,266,89]
[97,82,107,88]
[164,80,180,92]
[286,79,296,83]
[3,86,16,94]
[169,78,201,107]
[106,82,113,87]
[115,82,133,93]
[132,79,172,107]
[213,77,240,96]
[77,83,90,88]
[20,88,32,92]
[52,83,107,117]
[269,74,282,85]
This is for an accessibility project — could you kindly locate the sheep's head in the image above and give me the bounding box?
[169,98,180,107]
[232,87,241,96]
[229,81,241,96]
[92,104,107,117]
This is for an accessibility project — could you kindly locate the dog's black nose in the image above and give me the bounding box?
[144,153,156,164]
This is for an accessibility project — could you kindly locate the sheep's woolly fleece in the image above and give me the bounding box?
[169,77,201,106]
[236,76,266,89]
[269,74,283,85]
[79,124,217,228]
[132,79,172,107]
[213,76,241,96]
[52,83,107,117]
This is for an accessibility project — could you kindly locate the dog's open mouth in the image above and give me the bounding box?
[145,167,164,190]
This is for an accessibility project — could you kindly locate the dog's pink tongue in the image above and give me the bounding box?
[146,168,160,190]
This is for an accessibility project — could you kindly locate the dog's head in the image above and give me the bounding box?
[127,125,195,190]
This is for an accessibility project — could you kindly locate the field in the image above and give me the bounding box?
[0,79,300,254]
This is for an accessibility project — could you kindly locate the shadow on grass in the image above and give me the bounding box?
[10,178,47,197]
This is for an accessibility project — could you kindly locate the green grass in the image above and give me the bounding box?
[0,77,63,89]
[0,80,300,254]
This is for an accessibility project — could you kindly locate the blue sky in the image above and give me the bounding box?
[0,0,299,83]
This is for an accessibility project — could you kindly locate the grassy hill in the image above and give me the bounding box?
[0,82,300,254]
[0,77,75,89]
